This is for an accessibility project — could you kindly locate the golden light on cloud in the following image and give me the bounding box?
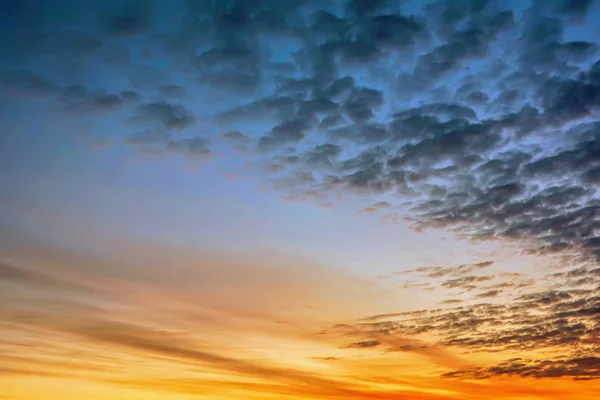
[1,232,599,400]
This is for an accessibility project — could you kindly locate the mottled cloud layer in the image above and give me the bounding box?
[2,0,599,262]
[332,282,600,380]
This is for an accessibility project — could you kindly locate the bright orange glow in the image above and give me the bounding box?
[1,238,599,400]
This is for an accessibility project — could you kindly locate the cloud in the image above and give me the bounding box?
[71,318,330,386]
[444,356,600,380]
[403,261,495,279]
[475,289,502,298]
[132,101,195,131]
[441,275,494,291]
[59,84,125,113]
[165,137,211,160]
[258,118,315,151]
[125,101,204,155]
[343,340,380,349]
[441,299,463,305]
[337,283,600,378]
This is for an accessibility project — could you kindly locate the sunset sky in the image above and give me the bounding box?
[1,0,600,399]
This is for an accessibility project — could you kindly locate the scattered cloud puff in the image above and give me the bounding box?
[444,356,600,380]
[331,280,600,380]
[329,256,600,381]
[4,0,598,262]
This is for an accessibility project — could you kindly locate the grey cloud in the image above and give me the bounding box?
[423,261,495,279]
[127,101,197,151]
[441,299,463,304]
[165,137,211,160]
[343,87,384,123]
[258,118,315,152]
[371,201,391,209]
[444,356,600,380]
[222,131,247,141]
[475,289,502,298]
[555,0,597,18]
[304,144,343,167]
[343,340,380,349]
[335,284,600,376]
[59,84,124,113]
[195,40,262,92]
[297,97,339,119]
[323,76,355,100]
[464,90,490,104]
[441,275,494,290]
[537,75,600,118]
[132,101,195,131]
[319,114,347,129]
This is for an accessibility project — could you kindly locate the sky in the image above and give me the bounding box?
[1,0,600,399]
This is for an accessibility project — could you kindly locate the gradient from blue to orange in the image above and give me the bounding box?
[1,0,600,399]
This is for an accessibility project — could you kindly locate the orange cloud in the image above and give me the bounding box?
[1,238,599,400]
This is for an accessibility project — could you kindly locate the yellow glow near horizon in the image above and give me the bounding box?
[1,235,599,400]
